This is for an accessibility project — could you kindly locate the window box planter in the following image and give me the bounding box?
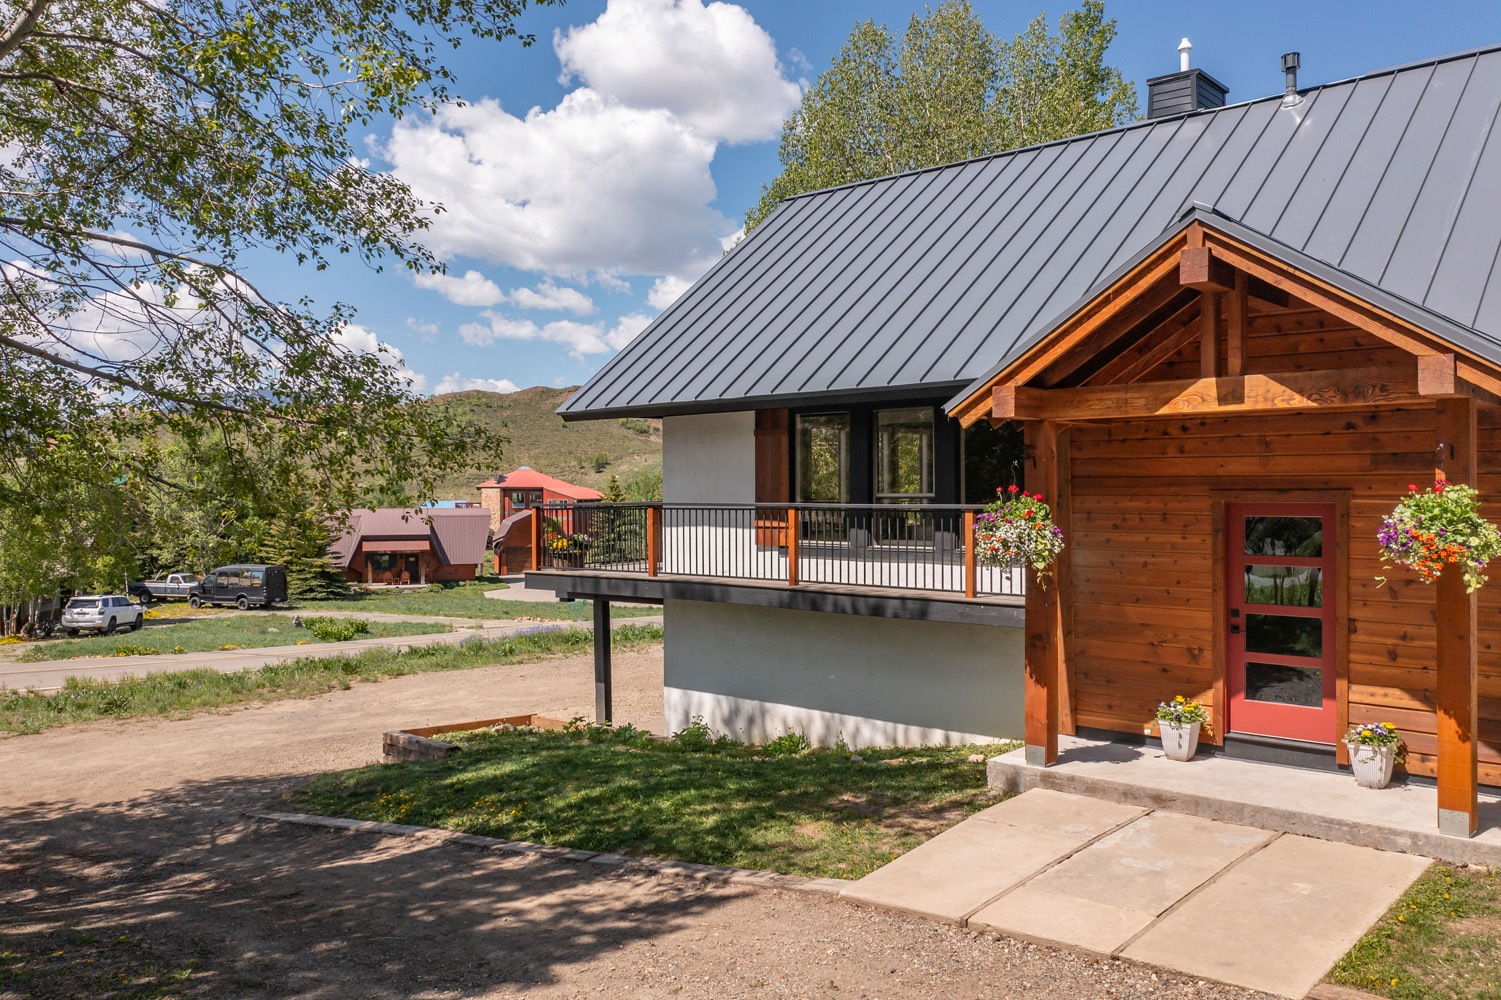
[549,551,586,569]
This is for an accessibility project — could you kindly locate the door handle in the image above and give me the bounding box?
[1229,624,1241,634]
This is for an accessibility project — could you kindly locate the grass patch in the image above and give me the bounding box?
[290,578,659,622]
[17,614,448,662]
[290,723,1017,879]
[1329,862,1500,999]
[0,624,662,736]
[0,929,201,1000]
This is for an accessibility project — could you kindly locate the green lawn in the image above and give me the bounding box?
[0,624,663,735]
[18,613,449,661]
[1329,862,1500,999]
[291,724,1016,879]
[289,578,658,622]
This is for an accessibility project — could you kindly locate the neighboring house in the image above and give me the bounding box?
[329,508,491,584]
[529,45,1501,839]
[475,467,603,535]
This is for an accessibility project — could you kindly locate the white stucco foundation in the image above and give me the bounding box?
[662,599,1024,748]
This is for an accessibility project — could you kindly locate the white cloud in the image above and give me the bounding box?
[647,275,693,310]
[432,372,522,395]
[457,308,654,360]
[413,269,506,307]
[607,311,654,350]
[382,90,730,277]
[406,316,440,339]
[510,279,595,315]
[555,0,800,145]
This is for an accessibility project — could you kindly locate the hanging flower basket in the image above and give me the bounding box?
[1378,480,1501,592]
[973,485,1065,583]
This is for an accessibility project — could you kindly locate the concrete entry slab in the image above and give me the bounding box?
[840,791,1145,923]
[969,884,1153,955]
[1025,812,1272,915]
[1121,834,1431,999]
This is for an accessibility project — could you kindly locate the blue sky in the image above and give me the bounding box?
[249,0,1501,396]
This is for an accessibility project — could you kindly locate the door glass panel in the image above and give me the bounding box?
[875,407,934,502]
[1244,565,1322,606]
[1246,613,1322,658]
[797,413,850,503]
[1245,661,1324,707]
[1244,516,1322,557]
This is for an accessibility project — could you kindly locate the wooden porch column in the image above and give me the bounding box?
[1024,419,1063,766]
[1200,291,1220,379]
[1436,397,1479,838]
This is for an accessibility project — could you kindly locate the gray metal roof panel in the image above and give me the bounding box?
[560,45,1501,419]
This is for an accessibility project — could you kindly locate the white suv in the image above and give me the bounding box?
[62,595,145,636]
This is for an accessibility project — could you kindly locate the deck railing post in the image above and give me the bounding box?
[787,506,799,586]
[963,509,977,599]
[530,505,543,572]
[646,504,661,577]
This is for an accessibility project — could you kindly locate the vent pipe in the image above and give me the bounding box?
[1281,51,1302,107]
[1178,38,1192,72]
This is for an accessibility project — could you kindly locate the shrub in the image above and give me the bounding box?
[764,728,811,756]
[111,644,161,657]
[303,617,371,642]
[669,715,739,753]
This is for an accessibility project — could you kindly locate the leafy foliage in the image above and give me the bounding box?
[1,0,543,600]
[744,0,1137,234]
[973,484,1065,579]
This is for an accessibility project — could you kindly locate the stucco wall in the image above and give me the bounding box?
[662,411,755,504]
[662,599,1024,747]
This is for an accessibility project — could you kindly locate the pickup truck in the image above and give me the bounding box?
[128,573,201,603]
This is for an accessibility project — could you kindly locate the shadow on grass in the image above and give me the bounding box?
[0,772,744,997]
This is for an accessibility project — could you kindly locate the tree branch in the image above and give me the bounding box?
[0,0,48,63]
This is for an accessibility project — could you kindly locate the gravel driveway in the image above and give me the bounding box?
[0,644,1274,999]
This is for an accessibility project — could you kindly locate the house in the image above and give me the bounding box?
[329,507,491,584]
[475,467,603,534]
[527,44,1501,840]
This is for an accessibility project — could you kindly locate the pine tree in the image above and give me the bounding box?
[265,514,350,600]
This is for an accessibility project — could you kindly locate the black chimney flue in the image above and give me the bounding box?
[1281,52,1303,106]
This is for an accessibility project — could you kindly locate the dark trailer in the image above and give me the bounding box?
[189,565,288,609]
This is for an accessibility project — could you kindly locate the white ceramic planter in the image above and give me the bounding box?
[1160,720,1201,761]
[1347,743,1397,789]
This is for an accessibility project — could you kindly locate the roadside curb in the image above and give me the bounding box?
[244,811,848,897]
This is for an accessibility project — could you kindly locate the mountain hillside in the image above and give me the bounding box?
[431,386,661,499]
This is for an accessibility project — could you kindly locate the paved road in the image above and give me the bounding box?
[0,614,663,692]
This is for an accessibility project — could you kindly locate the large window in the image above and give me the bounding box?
[797,412,850,502]
[875,407,934,502]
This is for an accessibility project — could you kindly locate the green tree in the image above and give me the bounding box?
[0,0,537,565]
[744,1,1137,234]
[265,511,351,600]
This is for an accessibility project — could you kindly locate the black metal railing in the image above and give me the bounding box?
[533,501,1024,599]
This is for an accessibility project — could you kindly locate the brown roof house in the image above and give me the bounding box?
[329,508,492,585]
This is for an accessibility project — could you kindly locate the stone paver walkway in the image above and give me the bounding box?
[841,789,1429,999]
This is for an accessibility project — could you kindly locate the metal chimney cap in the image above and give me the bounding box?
[1281,51,1301,72]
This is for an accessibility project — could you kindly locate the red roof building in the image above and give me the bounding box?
[328,507,492,585]
[475,467,602,534]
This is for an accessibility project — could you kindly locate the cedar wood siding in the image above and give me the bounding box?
[1067,402,1501,787]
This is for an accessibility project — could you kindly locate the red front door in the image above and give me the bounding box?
[1226,503,1338,744]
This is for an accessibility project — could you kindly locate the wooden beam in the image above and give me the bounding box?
[1200,291,1221,379]
[1226,272,1248,377]
[1180,246,1236,293]
[1247,275,1291,309]
[1023,420,1062,766]
[1036,281,1187,387]
[1417,353,1501,408]
[995,365,1423,422]
[1436,397,1478,838]
[1085,302,1201,386]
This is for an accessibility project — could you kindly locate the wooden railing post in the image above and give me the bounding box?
[529,506,542,571]
[646,504,661,577]
[1436,397,1478,838]
[963,509,977,599]
[787,506,799,586]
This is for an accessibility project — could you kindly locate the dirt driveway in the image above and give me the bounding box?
[0,646,1270,999]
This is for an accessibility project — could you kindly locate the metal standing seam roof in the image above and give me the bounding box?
[559,44,1501,421]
